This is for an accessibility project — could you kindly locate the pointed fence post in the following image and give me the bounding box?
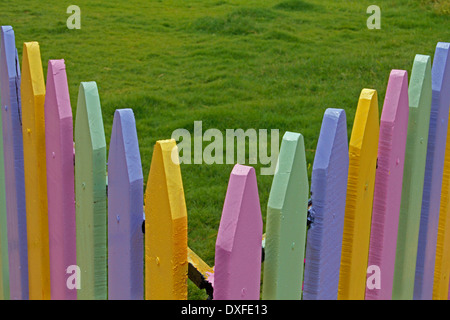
[75,81,107,300]
[415,42,450,300]
[21,41,51,300]
[432,43,450,300]
[338,89,379,300]
[393,55,432,300]
[0,25,28,300]
[304,109,348,300]
[108,109,144,300]
[44,59,77,300]
[366,70,409,300]
[213,164,263,300]
[262,132,308,300]
[144,139,188,300]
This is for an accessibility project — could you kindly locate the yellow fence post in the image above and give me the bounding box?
[145,139,188,300]
[20,42,50,300]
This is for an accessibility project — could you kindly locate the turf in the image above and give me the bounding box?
[1,0,449,299]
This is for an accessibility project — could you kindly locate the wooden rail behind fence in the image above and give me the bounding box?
[0,26,449,300]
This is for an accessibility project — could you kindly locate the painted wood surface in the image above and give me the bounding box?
[0,45,9,300]
[393,55,432,300]
[145,139,188,300]
[0,26,28,300]
[365,70,409,300]
[75,81,107,300]
[108,109,144,300]
[434,104,450,300]
[433,43,450,300]
[338,89,379,300]
[21,41,50,300]
[44,59,76,300]
[213,164,263,300]
[262,131,308,300]
[415,42,450,300]
[304,109,349,300]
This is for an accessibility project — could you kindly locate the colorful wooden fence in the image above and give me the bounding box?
[0,25,449,300]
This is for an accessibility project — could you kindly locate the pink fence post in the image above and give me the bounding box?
[213,164,263,300]
[366,70,409,300]
[44,59,77,300]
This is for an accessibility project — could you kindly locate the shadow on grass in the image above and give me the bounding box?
[191,7,279,35]
[273,0,319,12]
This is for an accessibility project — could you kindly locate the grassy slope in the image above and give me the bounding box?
[1,0,449,299]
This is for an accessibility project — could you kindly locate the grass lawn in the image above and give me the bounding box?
[1,0,449,299]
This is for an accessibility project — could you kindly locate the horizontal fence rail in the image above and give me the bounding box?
[0,25,449,300]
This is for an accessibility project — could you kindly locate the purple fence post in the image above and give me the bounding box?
[304,108,349,300]
[108,109,144,300]
[0,25,28,300]
[415,42,450,300]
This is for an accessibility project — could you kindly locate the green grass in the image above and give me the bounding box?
[423,0,450,15]
[1,0,449,299]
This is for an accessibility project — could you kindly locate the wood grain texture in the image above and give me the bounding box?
[433,43,450,300]
[75,81,107,300]
[366,70,409,300]
[304,109,348,300]
[44,59,76,300]
[262,131,309,300]
[0,26,28,300]
[393,55,432,300]
[213,164,263,300]
[338,89,379,300]
[108,109,144,300]
[21,41,50,300]
[415,42,450,300]
[434,104,450,300]
[0,39,9,300]
[145,139,188,300]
